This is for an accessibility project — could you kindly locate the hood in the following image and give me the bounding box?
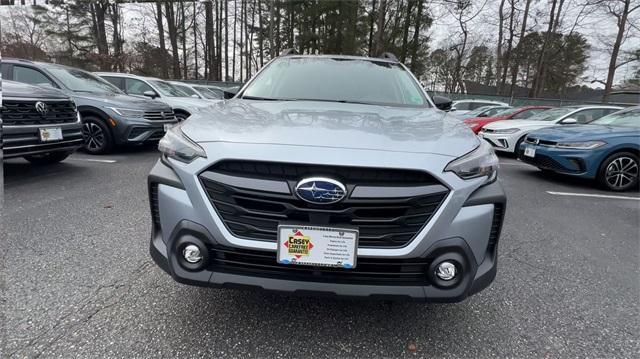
[1,80,68,99]
[484,119,556,130]
[165,96,213,108]
[71,92,173,111]
[180,100,479,157]
[464,115,506,124]
[528,124,639,141]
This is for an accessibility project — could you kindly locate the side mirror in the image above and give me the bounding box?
[561,118,578,125]
[223,88,239,99]
[143,90,158,99]
[433,95,452,111]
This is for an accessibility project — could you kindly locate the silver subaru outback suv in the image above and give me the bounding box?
[149,54,506,302]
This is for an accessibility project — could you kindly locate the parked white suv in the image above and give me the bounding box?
[96,72,213,121]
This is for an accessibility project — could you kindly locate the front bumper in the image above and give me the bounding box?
[110,117,177,145]
[148,146,507,302]
[478,131,521,153]
[517,142,602,178]
[2,122,84,158]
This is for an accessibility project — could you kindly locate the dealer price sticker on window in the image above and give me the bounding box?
[277,225,358,269]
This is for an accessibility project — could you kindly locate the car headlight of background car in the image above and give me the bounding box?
[554,140,606,150]
[491,128,520,134]
[158,123,206,163]
[107,107,145,118]
[445,140,499,181]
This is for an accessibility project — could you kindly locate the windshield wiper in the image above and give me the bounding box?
[241,95,289,101]
[290,98,375,105]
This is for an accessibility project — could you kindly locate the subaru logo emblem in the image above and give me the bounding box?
[35,101,48,116]
[295,177,346,204]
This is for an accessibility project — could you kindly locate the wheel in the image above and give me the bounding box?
[597,152,639,191]
[174,111,190,122]
[514,136,527,157]
[82,116,114,154]
[24,151,70,165]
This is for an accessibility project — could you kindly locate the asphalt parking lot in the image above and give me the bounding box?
[2,147,639,358]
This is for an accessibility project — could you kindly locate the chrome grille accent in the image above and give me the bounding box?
[144,110,176,121]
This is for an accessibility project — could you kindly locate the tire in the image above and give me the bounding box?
[514,136,527,157]
[174,111,190,122]
[24,151,70,165]
[597,152,639,191]
[82,116,114,154]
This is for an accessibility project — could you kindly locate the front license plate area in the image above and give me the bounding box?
[524,146,536,158]
[39,127,63,142]
[277,225,358,269]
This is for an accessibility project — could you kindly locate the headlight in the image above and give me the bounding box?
[158,123,206,163]
[445,140,499,180]
[107,107,145,118]
[555,140,606,149]
[492,128,520,134]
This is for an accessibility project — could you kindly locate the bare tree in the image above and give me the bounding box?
[509,0,532,96]
[373,0,387,55]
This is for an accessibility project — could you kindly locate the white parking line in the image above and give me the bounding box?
[66,158,117,164]
[546,191,640,201]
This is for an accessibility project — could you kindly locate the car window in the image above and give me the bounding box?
[172,83,199,97]
[13,65,56,87]
[570,108,611,124]
[126,78,156,96]
[590,108,640,127]
[528,107,575,121]
[149,80,190,97]
[469,102,490,110]
[242,57,427,107]
[512,108,547,119]
[43,65,122,94]
[102,76,124,90]
[453,102,472,111]
[483,107,510,116]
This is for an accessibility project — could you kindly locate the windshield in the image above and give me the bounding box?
[172,83,199,97]
[194,86,223,99]
[590,108,640,127]
[242,57,428,107]
[45,66,122,94]
[527,107,575,121]
[150,80,190,97]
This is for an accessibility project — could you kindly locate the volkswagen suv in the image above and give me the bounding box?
[148,54,506,302]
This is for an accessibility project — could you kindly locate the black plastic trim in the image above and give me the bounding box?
[463,180,507,207]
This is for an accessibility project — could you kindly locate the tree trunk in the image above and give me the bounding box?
[603,0,631,102]
[180,1,188,79]
[373,0,387,56]
[239,0,244,82]
[156,2,169,78]
[109,3,123,71]
[165,3,181,79]
[530,0,558,97]
[400,0,414,63]
[204,1,213,79]
[509,0,531,96]
[225,0,229,81]
[496,0,505,93]
[499,0,515,94]
[269,0,275,58]
[193,2,198,80]
[368,0,377,56]
[258,0,264,66]
[232,0,237,81]
[410,0,423,72]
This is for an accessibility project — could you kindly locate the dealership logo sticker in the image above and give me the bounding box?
[284,229,314,259]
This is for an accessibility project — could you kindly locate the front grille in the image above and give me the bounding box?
[199,160,449,248]
[521,154,569,172]
[525,137,557,146]
[208,245,431,285]
[144,110,176,121]
[1,99,77,126]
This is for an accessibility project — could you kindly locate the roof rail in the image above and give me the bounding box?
[379,52,399,61]
[279,48,298,56]
[2,57,35,63]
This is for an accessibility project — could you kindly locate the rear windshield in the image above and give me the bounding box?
[241,57,428,107]
[590,108,640,128]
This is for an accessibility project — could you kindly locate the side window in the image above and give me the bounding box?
[102,76,124,90]
[454,102,471,111]
[13,66,56,87]
[469,102,485,110]
[126,78,155,96]
[513,109,541,119]
[570,109,606,124]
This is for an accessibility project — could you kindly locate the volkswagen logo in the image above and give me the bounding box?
[295,177,346,204]
[35,101,48,116]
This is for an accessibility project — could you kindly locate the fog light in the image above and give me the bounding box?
[435,261,457,281]
[183,244,203,263]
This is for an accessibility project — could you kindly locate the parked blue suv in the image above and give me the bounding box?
[518,107,639,191]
